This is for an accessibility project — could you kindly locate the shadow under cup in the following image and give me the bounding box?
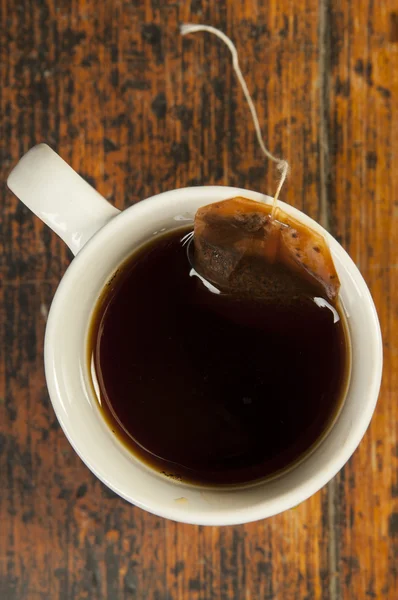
[44,187,382,525]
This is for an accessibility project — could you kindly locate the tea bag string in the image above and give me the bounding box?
[180,23,289,213]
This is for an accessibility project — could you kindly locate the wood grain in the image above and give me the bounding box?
[328,2,398,598]
[0,1,396,599]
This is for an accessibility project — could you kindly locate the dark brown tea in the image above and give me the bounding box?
[89,227,350,486]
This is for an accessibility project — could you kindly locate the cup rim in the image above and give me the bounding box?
[44,185,383,525]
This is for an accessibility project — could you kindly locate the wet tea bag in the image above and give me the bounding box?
[194,196,340,302]
[181,24,340,303]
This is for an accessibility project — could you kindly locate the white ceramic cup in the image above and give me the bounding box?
[7,144,382,525]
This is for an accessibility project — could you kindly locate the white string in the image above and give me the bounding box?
[180,23,289,212]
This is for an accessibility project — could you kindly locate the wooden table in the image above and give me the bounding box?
[0,1,396,598]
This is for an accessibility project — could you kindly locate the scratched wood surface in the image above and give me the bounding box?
[0,1,396,599]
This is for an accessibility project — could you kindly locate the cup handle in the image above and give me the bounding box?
[7,144,121,255]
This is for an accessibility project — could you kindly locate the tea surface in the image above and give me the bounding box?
[90,227,349,485]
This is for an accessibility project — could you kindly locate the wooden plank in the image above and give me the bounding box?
[328,2,398,598]
[0,0,324,599]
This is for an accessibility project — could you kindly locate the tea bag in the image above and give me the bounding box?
[194,196,340,302]
[181,25,340,303]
